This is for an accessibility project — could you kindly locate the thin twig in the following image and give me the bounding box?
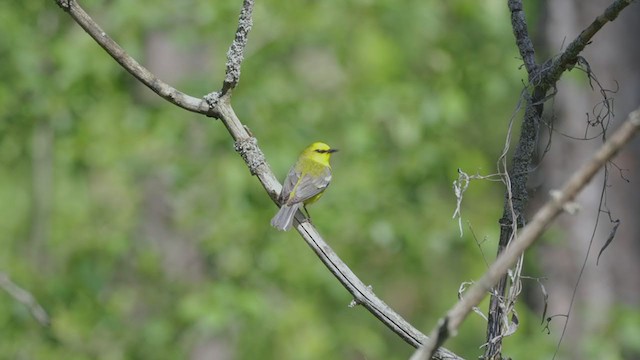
[54,1,461,358]
[412,107,640,360]
[222,0,254,94]
[541,0,635,88]
[204,0,255,110]
[0,272,50,326]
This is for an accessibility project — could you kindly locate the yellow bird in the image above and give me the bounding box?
[271,142,338,231]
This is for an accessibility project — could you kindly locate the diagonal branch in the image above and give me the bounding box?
[541,0,635,89]
[54,0,215,116]
[485,1,634,358]
[296,221,460,359]
[0,271,50,327]
[412,107,640,360]
[54,1,461,358]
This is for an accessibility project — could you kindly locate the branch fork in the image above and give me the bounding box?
[54,1,464,358]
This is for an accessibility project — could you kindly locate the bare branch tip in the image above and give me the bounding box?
[222,0,255,91]
[55,0,72,10]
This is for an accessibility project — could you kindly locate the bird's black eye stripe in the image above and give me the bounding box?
[315,149,328,153]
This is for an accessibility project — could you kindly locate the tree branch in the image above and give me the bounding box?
[54,1,461,358]
[222,0,253,95]
[54,0,215,116]
[508,0,538,79]
[0,272,50,326]
[412,107,640,360]
[486,1,541,356]
[486,1,634,358]
[295,221,461,359]
[541,0,635,89]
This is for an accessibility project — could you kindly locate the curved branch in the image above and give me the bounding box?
[413,108,640,360]
[54,1,461,358]
[295,220,461,359]
[54,0,215,116]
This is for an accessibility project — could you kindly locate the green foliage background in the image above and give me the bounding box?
[2,0,621,359]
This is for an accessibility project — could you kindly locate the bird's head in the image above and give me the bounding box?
[303,142,338,164]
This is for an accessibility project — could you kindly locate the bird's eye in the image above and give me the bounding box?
[315,149,326,153]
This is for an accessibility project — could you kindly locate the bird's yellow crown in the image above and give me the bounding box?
[299,142,338,168]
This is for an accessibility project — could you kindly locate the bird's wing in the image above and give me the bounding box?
[280,165,300,203]
[283,166,332,205]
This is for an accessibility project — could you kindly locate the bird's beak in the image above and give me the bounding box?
[328,148,339,153]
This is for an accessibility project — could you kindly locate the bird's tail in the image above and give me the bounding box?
[270,204,300,231]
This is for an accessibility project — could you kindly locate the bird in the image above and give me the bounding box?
[271,142,338,231]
